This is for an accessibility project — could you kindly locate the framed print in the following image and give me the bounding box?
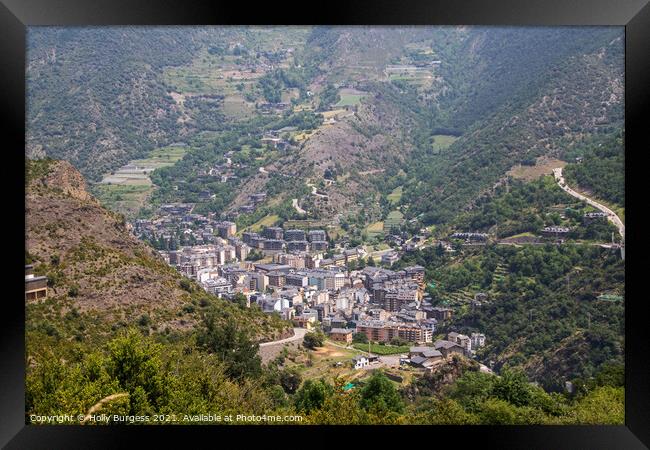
[2,0,648,447]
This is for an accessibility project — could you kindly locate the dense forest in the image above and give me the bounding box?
[27,321,624,425]
[451,175,619,242]
[394,242,624,391]
[563,131,625,207]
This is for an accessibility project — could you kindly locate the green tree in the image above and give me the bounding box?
[566,386,624,424]
[492,368,532,407]
[359,371,404,414]
[303,331,325,349]
[106,329,168,414]
[279,368,302,394]
[450,371,496,412]
[352,332,368,344]
[233,292,248,309]
[294,379,334,413]
[197,313,262,380]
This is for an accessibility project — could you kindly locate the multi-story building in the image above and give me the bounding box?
[293,314,316,330]
[471,332,486,350]
[250,192,267,204]
[329,328,353,344]
[286,272,309,288]
[309,241,328,251]
[277,252,307,269]
[254,263,292,274]
[427,306,453,321]
[356,320,432,343]
[242,231,260,245]
[381,251,400,266]
[262,226,284,240]
[332,255,346,267]
[234,241,250,261]
[245,272,268,292]
[313,303,330,321]
[404,265,425,288]
[305,253,322,269]
[287,240,309,252]
[311,290,330,305]
[267,271,286,288]
[447,332,471,353]
[215,221,237,238]
[262,239,284,252]
[202,277,233,297]
[25,265,47,301]
[343,248,361,263]
[380,287,419,312]
[434,340,466,357]
[285,229,306,242]
[308,229,327,242]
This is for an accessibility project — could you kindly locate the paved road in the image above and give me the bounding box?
[292,198,306,214]
[259,327,307,348]
[553,167,624,242]
[307,183,328,198]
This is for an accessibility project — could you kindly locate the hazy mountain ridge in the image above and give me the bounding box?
[404,34,624,224]
[27,28,203,180]
[27,27,624,225]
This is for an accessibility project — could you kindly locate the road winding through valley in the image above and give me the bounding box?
[553,167,624,242]
[259,327,307,348]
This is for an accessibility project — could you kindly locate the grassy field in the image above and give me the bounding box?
[507,157,566,182]
[366,221,385,238]
[352,343,410,355]
[283,219,331,229]
[281,88,300,103]
[293,103,315,112]
[162,48,259,96]
[92,184,153,218]
[322,109,347,119]
[95,146,188,218]
[325,225,345,241]
[245,214,280,233]
[502,231,536,239]
[431,134,458,152]
[387,186,403,205]
[286,342,362,383]
[130,146,187,168]
[222,94,255,119]
[334,93,365,107]
[294,130,317,142]
[383,210,404,232]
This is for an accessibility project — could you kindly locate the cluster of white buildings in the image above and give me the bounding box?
[134,212,488,349]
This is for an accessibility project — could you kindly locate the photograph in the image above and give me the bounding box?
[22,24,629,428]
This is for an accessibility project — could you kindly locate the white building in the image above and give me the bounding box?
[471,333,486,350]
[353,355,369,369]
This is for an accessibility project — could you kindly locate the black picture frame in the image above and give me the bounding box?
[2,0,648,447]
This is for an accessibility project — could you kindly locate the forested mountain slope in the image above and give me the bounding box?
[26,28,204,180]
[403,34,624,224]
[25,158,291,342]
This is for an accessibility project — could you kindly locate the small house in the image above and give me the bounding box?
[353,355,369,369]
